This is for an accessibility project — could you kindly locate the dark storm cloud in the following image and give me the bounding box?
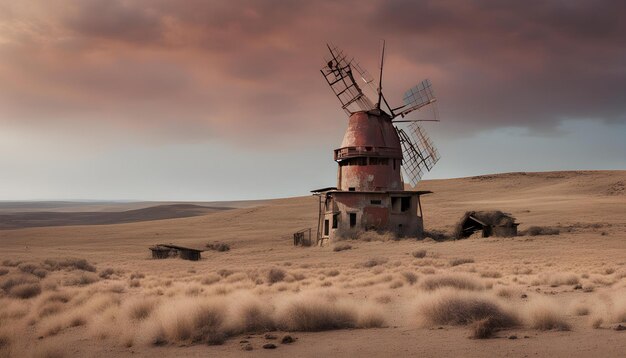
[0,0,624,143]
[371,0,626,133]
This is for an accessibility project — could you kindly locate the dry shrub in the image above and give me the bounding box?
[275,294,383,331]
[217,269,234,278]
[38,302,65,318]
[98,268,116,279]
[326,270,340,277]
[333,243,352,252]
[449,258,475,266]
[0,329,11,356]
[129,279,141,288]
[185,285,203,296]
[415,289,519,332]
[1,273,39,291]
[0,268,8,276]
[495,287,516,299]
[18,263,48,278]
[125,297,158,321]
[145,298,227,345]
[226,294,274,334]
[39,311,88,337]
[421,274,484,291]
[402,271,418,285]
[389,280,404,289]
[206,242,230,252]
[130,272,145,280]
[525,297,570,331]
[64,272,99,286]
[267,268,286,284]
[10,282,42,299]
[412,250,427,258]
[480,271,502,279]
[1,260,21,267]
[201,274,221,285]
[357,230,396,242]
[44,258,96,272]
[541,272,579,287]
[524,226,560,236]
[375,295,392,304]
[362,257,388,268]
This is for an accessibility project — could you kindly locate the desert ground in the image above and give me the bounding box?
[0,170,625,357]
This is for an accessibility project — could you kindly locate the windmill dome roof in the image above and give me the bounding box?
[340,111,402,151]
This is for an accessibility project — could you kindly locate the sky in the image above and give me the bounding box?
[0,0,625,201]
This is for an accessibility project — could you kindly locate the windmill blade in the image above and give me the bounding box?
[397,79,437,118]
[396,122,440,187]
[321,44,375,115]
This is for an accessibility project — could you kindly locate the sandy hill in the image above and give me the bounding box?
[0,204,232,230]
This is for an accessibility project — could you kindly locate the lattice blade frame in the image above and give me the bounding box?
[396,122,440,187]
[399,79,436,117]
[321,44,375,115]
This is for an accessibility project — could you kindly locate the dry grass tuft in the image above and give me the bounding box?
[18,263,48,278]
[415,289,519,333]
[226,294,274,333]
[276,294,383,331]
[402,271,418,285]
[525,297,571,331]
[98,268,116,279]
[449,258,475,267]
[267,268,286,284]
[480,271,502,279]
[64,272,99,286]
[420,274,484,291]
[362,257,388,268]
[201,274,221,285]
[0,268,8,276]
[412,250,427,258]
[333,243,353,252]
[1,260,21,267]
[9,282,42,299]
[523,226,560,236]
[206,242,231,252]
[44,258,96,272]
[126,297,158,321]
[147,298,227,345]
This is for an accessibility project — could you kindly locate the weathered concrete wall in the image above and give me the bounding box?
[321,192,424,240]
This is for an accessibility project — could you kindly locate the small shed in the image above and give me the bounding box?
[150,244,204,261]
[456,211,519,239]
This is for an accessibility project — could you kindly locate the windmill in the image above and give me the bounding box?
[320,42,440,187]
[308,42,440,245]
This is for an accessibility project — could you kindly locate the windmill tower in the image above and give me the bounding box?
[312,43,440,244]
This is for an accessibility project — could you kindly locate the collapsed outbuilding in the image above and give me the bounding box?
[456,211,519,239]
[149,244,203,261]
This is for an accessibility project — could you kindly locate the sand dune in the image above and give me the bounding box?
[0,170,625,357]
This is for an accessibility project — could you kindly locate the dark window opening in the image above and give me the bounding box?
[401,197,411,212]
[370,199,382,205]
[393,159,396,170]
[349,213,357,228]
[391,196,411,213]
[348,187,356,192]
[341,157,368,166]
[332,213,338,228]
[324,219,329,236]
[368,157,389,165]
